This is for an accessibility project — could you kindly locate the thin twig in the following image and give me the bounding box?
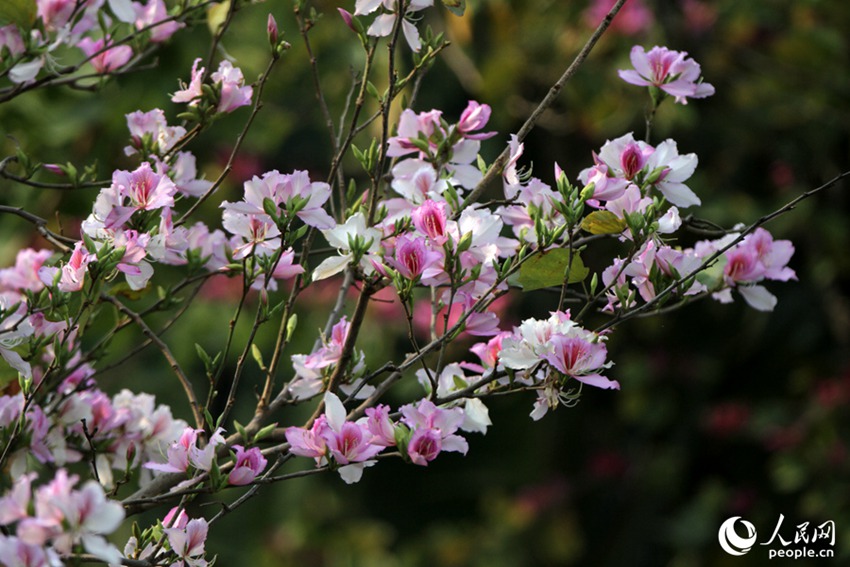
[101,294,204,429]
[459,0,628,211]
[596,170,850,332]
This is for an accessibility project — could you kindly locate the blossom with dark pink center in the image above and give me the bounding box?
[544,333,619,390]
[411,200,449,244]
[407,428,442,466]
[228,445,268,486]
[400,399,468,465]
[105,162,177,229]
[387,235,443,281]
[620,141,650,180]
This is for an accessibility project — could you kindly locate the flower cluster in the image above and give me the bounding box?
[0,3,805,562]
[285,392,477,483]
[497,311,618,419]
[0,0,183,86]
[172,58,254,115]
[0,470,124,564]
[122,507,211,567]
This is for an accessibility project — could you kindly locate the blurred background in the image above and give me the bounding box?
[1,0,849,565]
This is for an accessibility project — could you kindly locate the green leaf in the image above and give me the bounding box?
[253,422,277,443]
[517,249,588,291]
[441,0,466,17]
[207,1,230,35]
[580,210,628,235]
[0,0,36,31]
[250,343,265,370]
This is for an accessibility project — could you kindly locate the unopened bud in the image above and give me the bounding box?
[42,163,65,176]
[267,14,279,46]
[338,8,356,33]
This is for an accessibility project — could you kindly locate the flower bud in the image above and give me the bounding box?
[267,14,279,46]
[337,8,357,33]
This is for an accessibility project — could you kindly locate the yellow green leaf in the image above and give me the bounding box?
[517,249,588,291]
[207,1,231,36]
[580,210,628,235]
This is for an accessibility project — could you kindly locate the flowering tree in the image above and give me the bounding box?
[0,0,846,564]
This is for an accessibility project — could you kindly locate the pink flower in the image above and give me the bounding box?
[145,427,197,473]
[411,200,449,245]
[223,170,334,230]
[171,58,204,105]
[544,334,619,390]
[456,101,496,140]
[364,405,396,447]
[618,45,715,104]
[221,211,281,260]
[387,235,443,281]
[469,332,511,371]
[723,246,765,284]
[0,25,25,59]
[38,241,92,293]
[323,421,382,466]
[135,0,184,43]
[259,248,305,291]
[0,534,61,566]
[407,428,442,466]
[286,393,385,482]
[165,517,208,567]
[285,416,329,459]
[37,0,76,30]
[112,230,154,291]
[743,228,796,282]
[77,37,133,74]
[212,60,253,113]
[579,164,629,202]
[387,109,444,157]
[1,249,53,293]
[503,135,525,199]
[124,109,187,156]
[105,162,177,228]
[390,160,447,204]
[173,59,253,114]
[400,399,468,462]
[188,427,225,472]
[228,446,268,486]
[619,141,650,180]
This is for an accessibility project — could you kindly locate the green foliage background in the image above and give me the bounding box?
[1,0,848,565]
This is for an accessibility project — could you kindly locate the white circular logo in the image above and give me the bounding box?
[718,516,758,556]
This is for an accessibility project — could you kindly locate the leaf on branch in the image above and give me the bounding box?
[580,210,627,235]
[516,248,589,291]
[441,0,467,17]
[0,0,37,31]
